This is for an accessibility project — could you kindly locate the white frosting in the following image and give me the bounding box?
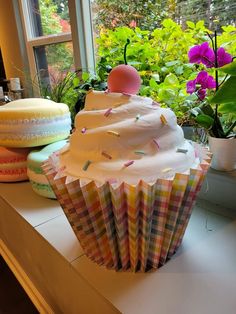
[60,91,199,184]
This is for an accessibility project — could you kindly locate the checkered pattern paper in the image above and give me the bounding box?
[159,173,189,265]
[80,181,113,268]
[139,181,155,271]
[167,168,202,258]
[110,183,130,270]
[125,183,141,271]
[43,144,211,272]
[97,182,120,269]
[147,179,172,269]
[170,158,211,255]
[65,178,104,264]
[42,160,95,260]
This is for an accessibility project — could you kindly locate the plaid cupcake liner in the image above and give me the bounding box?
[43,144,211,272]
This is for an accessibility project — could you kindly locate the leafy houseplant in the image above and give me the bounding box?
[186,30,236,170]
[97,20,236,126]
[41,70,79,123]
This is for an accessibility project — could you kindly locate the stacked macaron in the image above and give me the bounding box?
[0,98,71,193]
[0,147,31,182]
[0,98,71,147]
[27,140,68,198]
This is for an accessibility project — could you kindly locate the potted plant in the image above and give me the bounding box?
[186,29,236,171]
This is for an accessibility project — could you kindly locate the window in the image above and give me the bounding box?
[18,0,95,96]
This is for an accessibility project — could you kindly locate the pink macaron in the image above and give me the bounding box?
[0,147,31,182]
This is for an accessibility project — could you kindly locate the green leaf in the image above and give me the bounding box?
[162,19,176,28]
[128,61,142,66]
[225,121,236,137]
[221,25,236,33]
[210,76,236,104]
[165,61,179,67]
[161,67,168,73]
[218,103,236,114]
[196,20,205,30]
[198,103,215,117]
[190,107,202,117]
[73,76,80,87]
[164,73,179,86]
[219,61,236,76]
[186,21,195,29]
[151,73,160,82]
[158,88,176,103]
[149,78,159,90]
[110,47,119,53]
[195,114,214,128]
[139,85,151,95]
[175,66,184,75]
[82,72,90,81]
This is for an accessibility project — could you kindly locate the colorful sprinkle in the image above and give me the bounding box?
[135,114,141,121]
[107,130,120,137]
[104,108,112,117]
[81,127,86,134]
[102,151,112,159]
[160,114,168,125]
[153,139,160,149]
[124,160,134,167]
[177,148,188,154]
[162,167,172,173]
[83,160,91,171]
[135,150,146,155]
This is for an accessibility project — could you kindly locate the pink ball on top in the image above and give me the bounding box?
[107,64,141,95]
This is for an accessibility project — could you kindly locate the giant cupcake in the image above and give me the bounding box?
[43,45,211,271]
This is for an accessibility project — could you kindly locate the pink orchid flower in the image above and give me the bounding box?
[187,70,216,100]
[188,42,232,68]
[188,42,215,68]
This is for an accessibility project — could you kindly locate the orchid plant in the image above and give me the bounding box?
[186,30,236,138]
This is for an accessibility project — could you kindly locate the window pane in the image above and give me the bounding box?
[34,41,74,88]
[90,1,236,31]
[28,0,71,37]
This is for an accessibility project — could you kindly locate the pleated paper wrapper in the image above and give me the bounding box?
[42,144,211,272]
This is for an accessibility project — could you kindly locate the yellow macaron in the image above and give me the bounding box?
[0,98,71,147]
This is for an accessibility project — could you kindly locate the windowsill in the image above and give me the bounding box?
[0,182,236,313]
[199,168,236,211]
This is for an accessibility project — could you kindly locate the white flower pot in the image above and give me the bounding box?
[208,136,236,171]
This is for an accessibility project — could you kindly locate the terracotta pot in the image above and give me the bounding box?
[208,136,236,171]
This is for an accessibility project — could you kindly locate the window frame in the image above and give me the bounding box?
[17,0,95,96]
